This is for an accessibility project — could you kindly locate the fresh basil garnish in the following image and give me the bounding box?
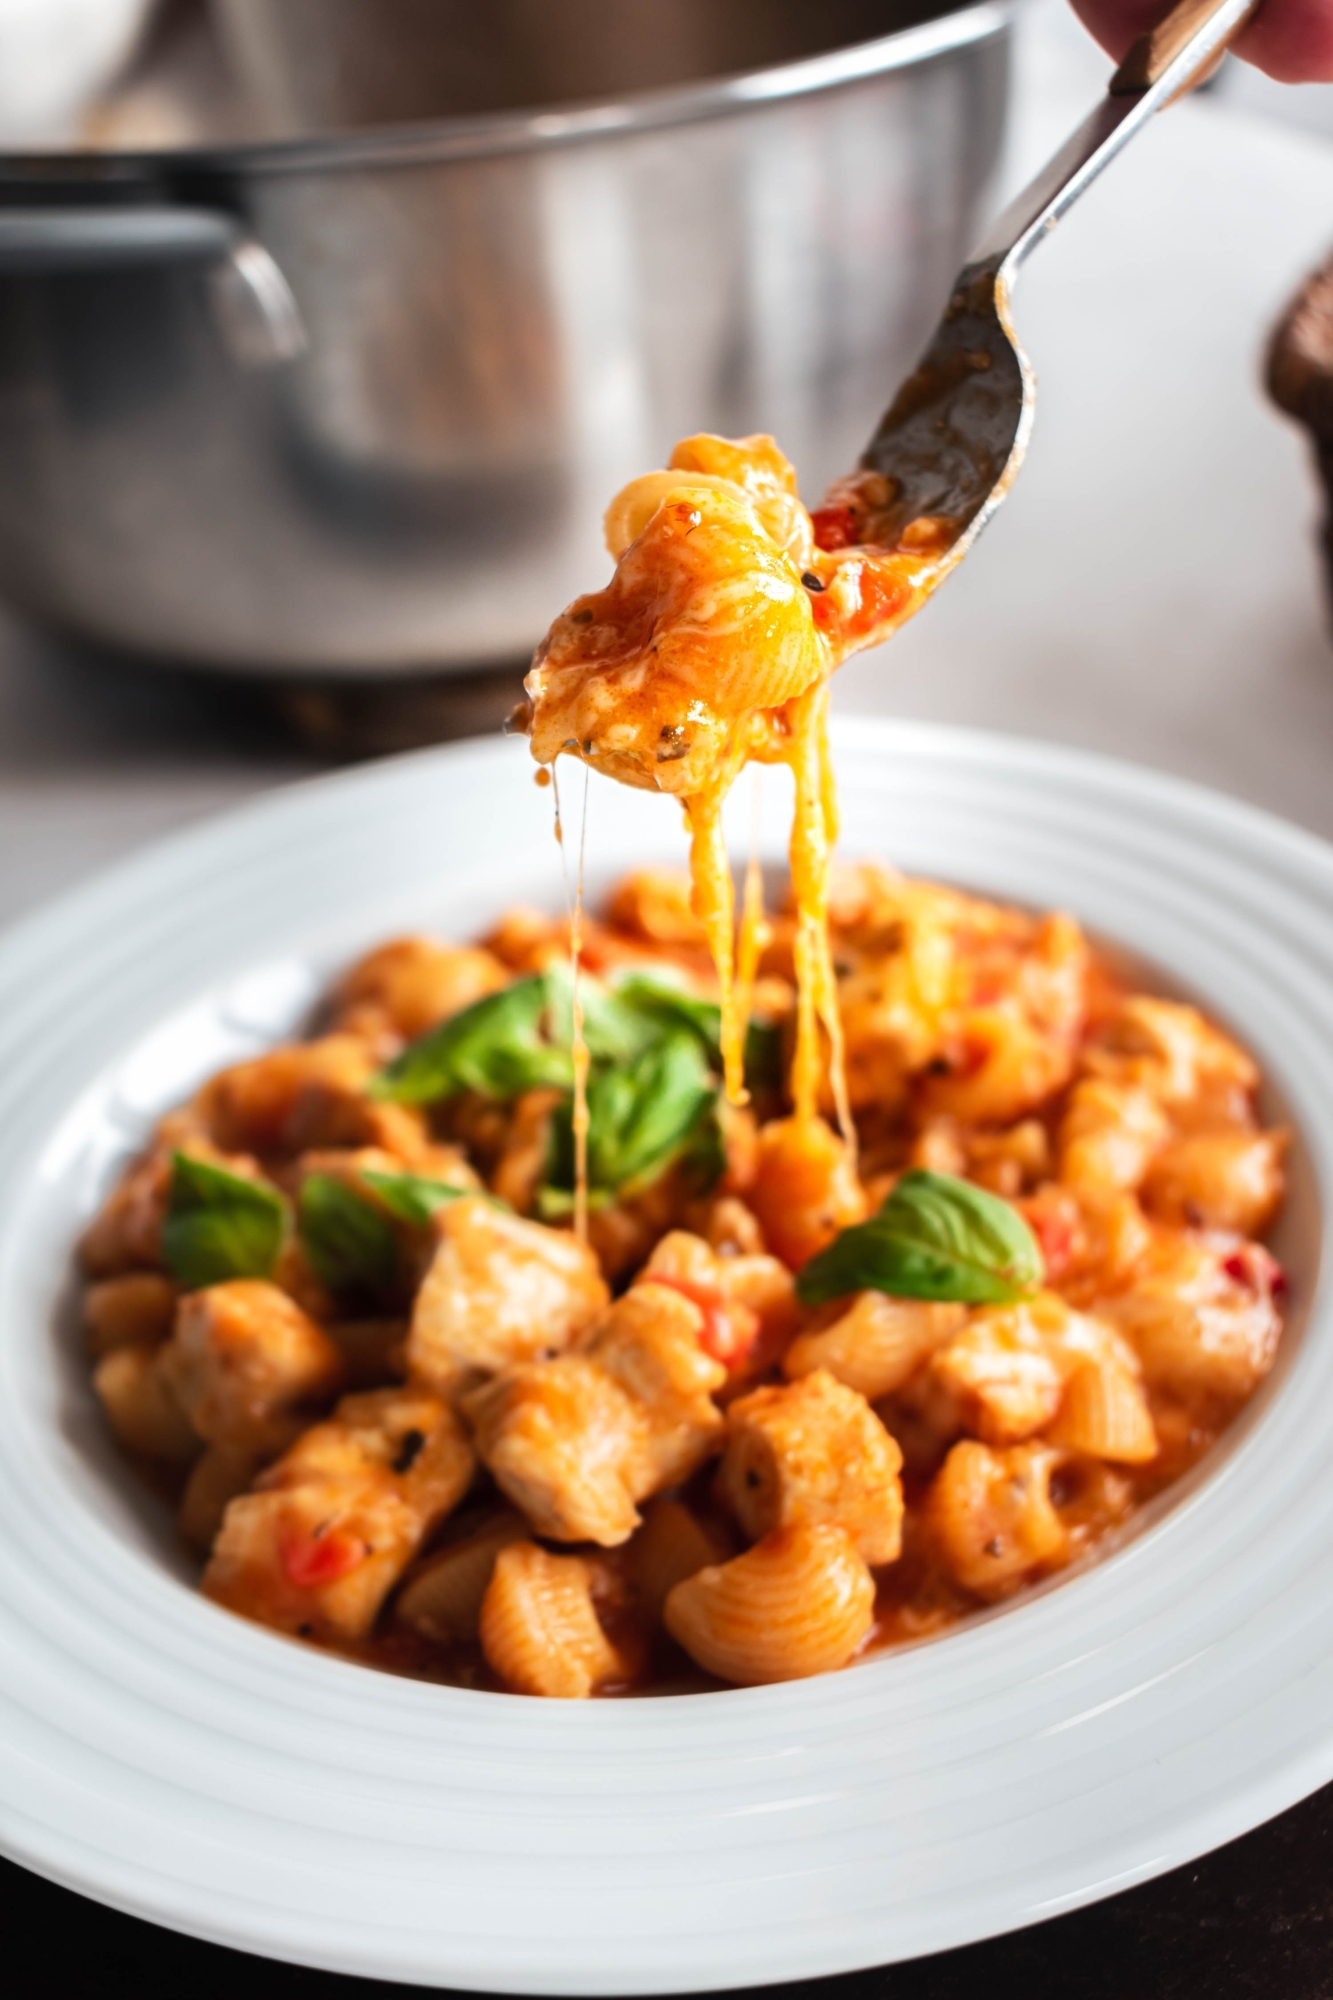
[358,1168,474,1228]
[611,972,783,1094]
[370,961,742,1214]
[540,1027,716,1217]
[796,1168,1045,1307]
[371,974,573,1105]
[547,965,659,1066]
[298,1173,398,1299]
[162,1153,287,1291]
[610,974,721,1049]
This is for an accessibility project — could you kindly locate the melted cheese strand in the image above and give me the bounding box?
[817,699,840,849]
[786,686,854,1161]
[809,690,854,1156]
[551,760,591,1241]
[734,767,771,1060]
[684,779,747,1106]
[570,765,592,1242]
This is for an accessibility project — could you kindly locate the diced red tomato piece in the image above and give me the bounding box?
[281,1524,365,1589]
[651,1275,761,1370]
[1019,1197,1074,1281]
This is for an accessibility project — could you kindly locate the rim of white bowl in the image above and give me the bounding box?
[0,717,1327,1994]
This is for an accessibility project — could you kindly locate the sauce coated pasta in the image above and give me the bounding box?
[79,863,1288,1694]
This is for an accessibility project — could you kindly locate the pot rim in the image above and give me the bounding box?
[0,0,1010,182]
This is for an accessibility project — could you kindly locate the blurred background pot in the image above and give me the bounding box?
[0,0,1011,680]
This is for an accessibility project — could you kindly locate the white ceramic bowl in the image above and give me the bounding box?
[0,718,1328,1992]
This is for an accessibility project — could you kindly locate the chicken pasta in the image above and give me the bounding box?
[79,863,1289,1695]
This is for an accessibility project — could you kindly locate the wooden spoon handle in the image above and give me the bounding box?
[1111,0,1260,92]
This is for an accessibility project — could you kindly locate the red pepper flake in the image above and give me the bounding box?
[281,1525,365,1589]
[811,504,859,551]
[1222,1245,1286,1296]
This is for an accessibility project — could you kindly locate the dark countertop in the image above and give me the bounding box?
[5,1778,1331,1997]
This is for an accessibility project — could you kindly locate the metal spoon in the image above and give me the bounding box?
[848,0,1259,562]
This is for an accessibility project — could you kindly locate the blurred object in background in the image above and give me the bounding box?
[0,0,1010,694]
[0,0,155,145]
[211,0,956,133]
[80,0,256,152]
[1268,251,1333,623]
[1211,49,1333,141]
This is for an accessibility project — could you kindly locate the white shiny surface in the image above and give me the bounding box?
[0,720,1328,1990]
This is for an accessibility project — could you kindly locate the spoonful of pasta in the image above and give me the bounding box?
[520,0,1259,1129]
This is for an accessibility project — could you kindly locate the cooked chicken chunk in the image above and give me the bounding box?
[583,1281,726,1488]
[407,1196,608,1396]
[463,1357,648,1546]
[204,1387,474,1642]
[160,1280,345,1455]
[720,1370,904,1565]
[333,935,507,1043]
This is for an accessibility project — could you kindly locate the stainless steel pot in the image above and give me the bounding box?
[0,0,1010,678]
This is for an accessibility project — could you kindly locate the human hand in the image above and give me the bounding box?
[1068,0,1333,81]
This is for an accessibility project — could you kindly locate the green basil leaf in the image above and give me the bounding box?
[611,972,783,1094]
[546,964,660,1066]
[359,1168,475,1228]
[162,1152,287,1291]
[594,1032,716,1193]
[796,1168,1045,1307]
[611,973,721,1049]
[298,1173,399,1299]
[542,1028,717,1209]
[742,1017,784,1096]
[371,973,572,1105]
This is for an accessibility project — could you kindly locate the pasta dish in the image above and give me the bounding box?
[80,858,1287,1695]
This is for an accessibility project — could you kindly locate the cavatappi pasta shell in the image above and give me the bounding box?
[395,1509,530,1647]
[1045,1357,1158,1464]
[783,1291,965,1401]
[178,1443,263,1553]
[93,1346,199,1464]
[664,1524,875,1686]
[926,1440,1068,1601]
[626,1499,730,1625]
[82,1272,177,1356]
[1141,1128,1288,1237]
[479,1541,626,1699]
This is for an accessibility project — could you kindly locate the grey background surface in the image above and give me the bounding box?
[3,0,1333,921]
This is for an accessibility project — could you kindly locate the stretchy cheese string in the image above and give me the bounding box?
[571,764,592,1241]
[784,685,855,1161]
[734,766,771,1064]
[551,760,592,1240]
[684,732,752,1107]
[683,693,853,1160]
